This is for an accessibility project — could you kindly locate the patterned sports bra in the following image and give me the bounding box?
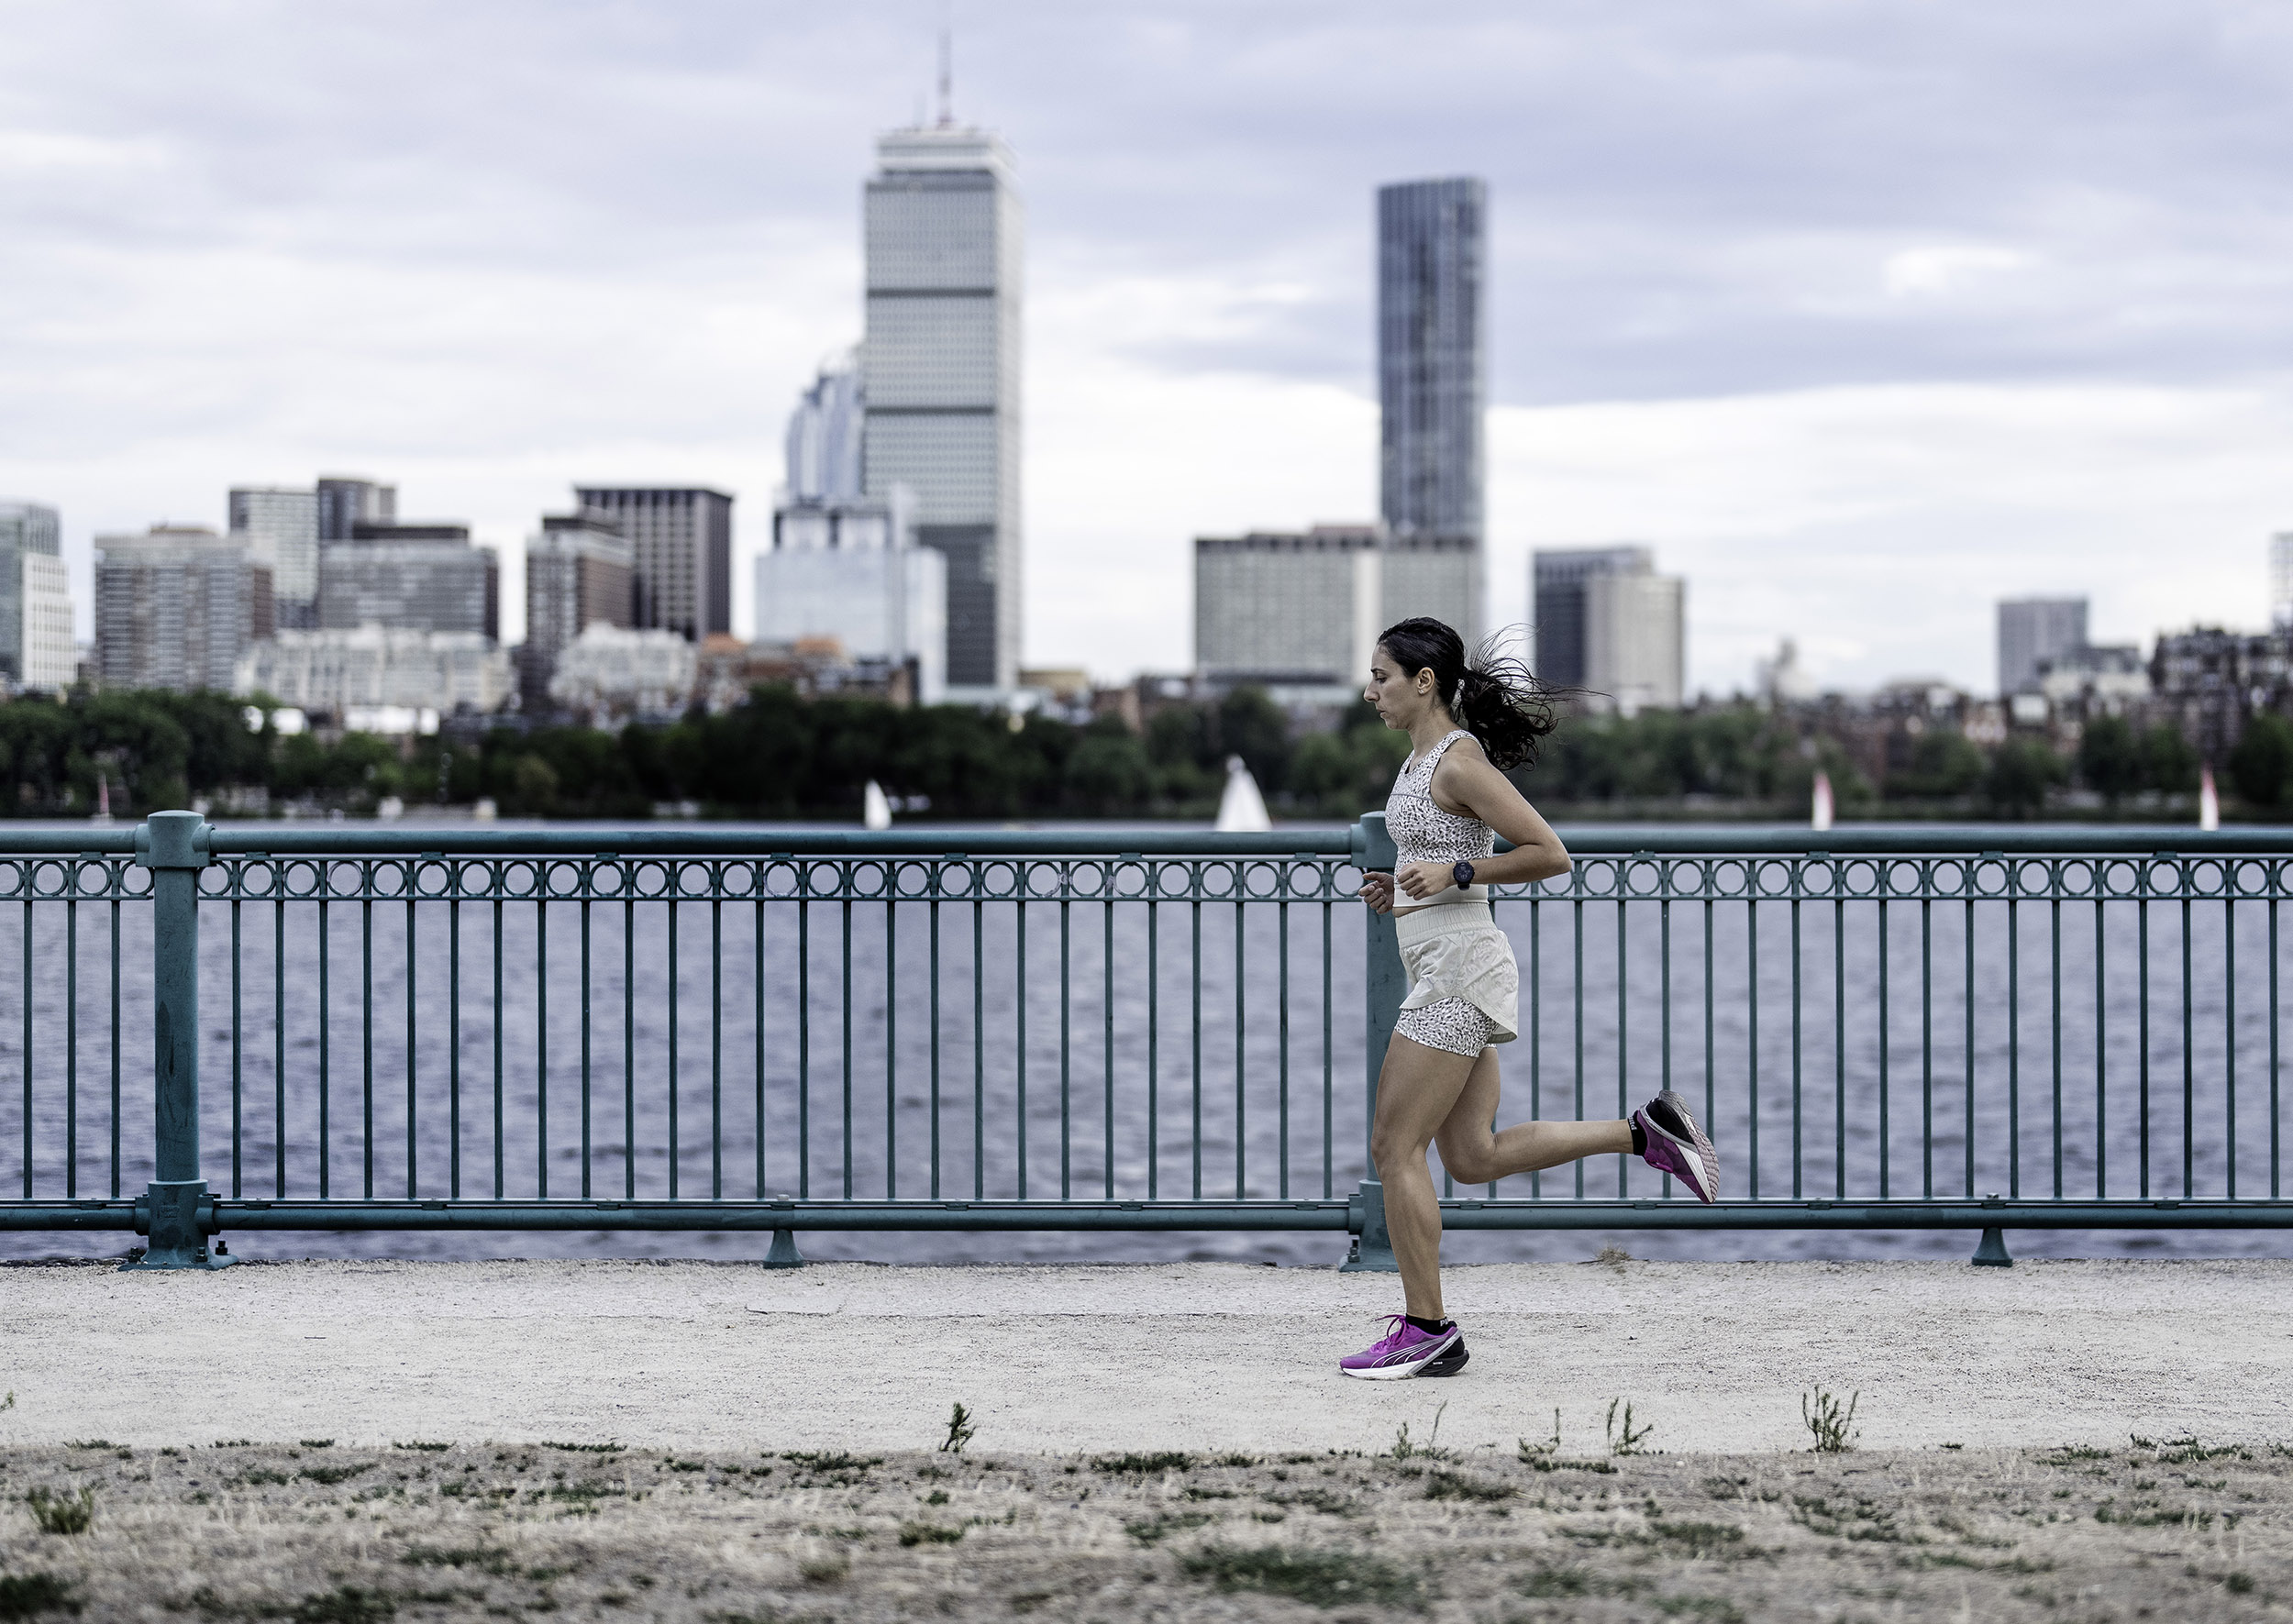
[1386,729,1495,905]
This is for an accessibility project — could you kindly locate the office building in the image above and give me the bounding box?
[1997,597,2088,696]
[570,487,732,642]
[548,624,700,724]
[2272,533,2293,629]
[0,500,72,688]
[316,476,395,541]
[759,488,946,704]
[1380,533,1482,647]
[1530,547,1685,710]
[319,522,498,639]
[94,525,273,692]
[237,626,512,721]
[1194,525,1383,701]
[787,356,865,503]
[522,510,634,712]
[228,486,321,628]
[1379,178,1486,543]
[862,121,1024,694]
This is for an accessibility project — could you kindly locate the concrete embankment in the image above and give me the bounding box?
[3,1257,2287,1455]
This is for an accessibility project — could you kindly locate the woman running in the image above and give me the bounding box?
[1340,617,1720,1380]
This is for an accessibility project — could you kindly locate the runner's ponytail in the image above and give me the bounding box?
[1375,617,1566,771]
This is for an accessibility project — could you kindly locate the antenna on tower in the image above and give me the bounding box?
[936,5,953,126]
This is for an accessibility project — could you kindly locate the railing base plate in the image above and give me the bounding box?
[761,1227,804,1269]
[1971,1226,2014,1267]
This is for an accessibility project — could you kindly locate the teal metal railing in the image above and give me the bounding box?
[4,811,2292,1268]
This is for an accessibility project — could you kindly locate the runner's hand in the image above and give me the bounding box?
[1357,872,1395,914]
[1394,861,1454,900]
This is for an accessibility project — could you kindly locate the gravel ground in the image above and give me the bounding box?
[3,1256,2290,1455]
[0,1434,2288,1622]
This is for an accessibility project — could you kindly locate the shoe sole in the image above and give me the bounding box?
[1340,1332,1465,1381]
[1651,1088,1721,1201]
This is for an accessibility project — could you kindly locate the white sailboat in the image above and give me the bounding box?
[1214,756,1272,833]
[1811,769,1834,833]
[863,779,893,832]
[2199,766,2221,832]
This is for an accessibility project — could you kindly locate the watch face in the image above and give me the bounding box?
[1453,861,1474,889]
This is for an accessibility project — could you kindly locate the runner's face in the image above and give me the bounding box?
[1364,647,1435,729]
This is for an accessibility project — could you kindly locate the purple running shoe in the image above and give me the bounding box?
[1634,1088,1720,1201]
[1339,1315,1469,1380]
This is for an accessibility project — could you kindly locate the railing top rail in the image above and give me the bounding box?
[0,819,2285,861]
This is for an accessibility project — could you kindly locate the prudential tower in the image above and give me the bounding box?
[861,118,1024,697]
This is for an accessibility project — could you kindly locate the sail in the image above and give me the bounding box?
[863,779,893,832]
[1811,769,1833,833]
[1214,756,1272,833]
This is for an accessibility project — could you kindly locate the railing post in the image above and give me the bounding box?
[1342,813,1401,1272]
[125,811,232,1272]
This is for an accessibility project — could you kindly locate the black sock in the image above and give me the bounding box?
[1630,1121,1647,1157]
[1405,1314,1449,1335]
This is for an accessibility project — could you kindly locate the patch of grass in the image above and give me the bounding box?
[0,1572,80,1620]
[402,1545,515,1576]
[296,1464,371,1486]
[1802,1386,1859,1453]
[1124,1512,1214,1546]
[939,1402,976,1454]
[391,1442,450,1453]
[1791,1494,1914,1544]
[23,1486,94,1535]
[1264,1487,1360,1519]
[896,1522,965,1547]
[1648,1519,1747,1557]
[1607,1398,1655,1456]
[666,1460,707,1473]
[780,1451,881,1476]
[1214,1453,1257,1467]
[796,1551,849,1585]
[1518,1564,1647,1599]
[289,1586,393,1624]
[232,1469,290,1487]
[1655,1598,1745,1623]
[1092,1452,1194,1475]
[1391,1401,1451,1461]
[298,1440,336,1450]
[1180,1544,1423,1608]
[2043,1444,2112,1464]
[541,1442,623,1454]
[1421,1470,1513,1503]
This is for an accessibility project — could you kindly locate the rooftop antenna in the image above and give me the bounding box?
[936,6,953,126]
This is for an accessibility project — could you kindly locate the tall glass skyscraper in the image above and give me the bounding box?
[0,501,68,687]
[1378,177,1487,645]
[862,123,1023,694]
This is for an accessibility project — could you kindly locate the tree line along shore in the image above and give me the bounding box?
[0,682,2281,823]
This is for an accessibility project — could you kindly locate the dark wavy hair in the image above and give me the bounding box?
[1375,617,1565,771]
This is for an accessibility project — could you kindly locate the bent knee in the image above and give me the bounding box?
[1443,1152,1499,1186]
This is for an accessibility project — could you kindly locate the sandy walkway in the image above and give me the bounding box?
[3,1257,2287,1457]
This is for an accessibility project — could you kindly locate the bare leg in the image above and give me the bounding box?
[1368,1035,1479,1322]
[1371,1036,1638,1324]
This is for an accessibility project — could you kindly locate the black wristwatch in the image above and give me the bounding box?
[1452,861,1477,890]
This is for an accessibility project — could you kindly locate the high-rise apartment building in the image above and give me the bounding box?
[522,510,634,712]
[228,486,321,628]
[319,522,498,640]
[759,487,947,704]
[0,500,72,688]
[1194,526,1384,700]
[862,122,1024,694]
[1380,534,1482,648]
[95,525,272,692]
[1532,547,1685,710]
[2270,533,2293,629]
[316,476,395,541]
[1996,597,2088,697]
[1379,178,1486,544]
[570,488,732,642]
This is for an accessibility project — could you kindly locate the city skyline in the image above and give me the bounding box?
[0,3,2287,697]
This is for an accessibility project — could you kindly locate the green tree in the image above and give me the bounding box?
[2227,713,2293,810]
[1983,736,2066,819]
[1889,730,1987,801]
[2077,714,2144,806]
[2138,724,2199,796]
[1063,718,1155,813]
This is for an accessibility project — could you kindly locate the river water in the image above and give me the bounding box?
[4,820,2287,1265]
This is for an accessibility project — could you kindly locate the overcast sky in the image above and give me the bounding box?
[2,0,2289,694]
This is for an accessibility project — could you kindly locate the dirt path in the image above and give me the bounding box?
[0,1433,2286,1622]
[4,1256,2290,1456]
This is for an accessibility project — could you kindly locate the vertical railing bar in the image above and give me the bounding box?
[1747,890,1759,1203]
[536,896,548,1201]
[1105,890,1116,1201]
[449,889,460,1200]
[668,892,680,1200]
[1059,889,1071,1202]
[108,887,121,1200]
[231,894,242,1200]
[1616,892,1628,1199]
[1321,894,1332,1200]
[1833,888,1844,1201]
[625,895,637,1200]
[1573,893,1584,1200]
[1235,889,1246,1202]
[490,890,501,1200]
[1531,890,1543,1201]
[928,888,942,1201]
[2226,888,2237,1202]
[841,889,853,1201]
[1878,893,1889,1199]
[2139,874,2151,1199]
[1279,893,1291,1200]
[2269,885,2280,1202]
[1016,888,1028,1203]
[753,889,765,1199]
[1147,893,1158,1202]
[1789,883,1802,1201]
[888,885,900,1203]
[2096,891,2109,1201]
[970,886,983,1201]
[2008,889,2020,1200]
[1702,889,1713,1185]
[323,893,335,1200]
[19,895,28,1199]
[275,889,286,1199]
[2051,889,2063,1201]
[361,889,373,1201]
[711,892,723,1201]
[1962,893,1974,1200]
[1921,889,1933,1200]
[2182,888,2195,1199]
[68,890,80,1201]
[404,887,416,1201]
[1191,890,1202,1202]
[582,891,594,1199]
